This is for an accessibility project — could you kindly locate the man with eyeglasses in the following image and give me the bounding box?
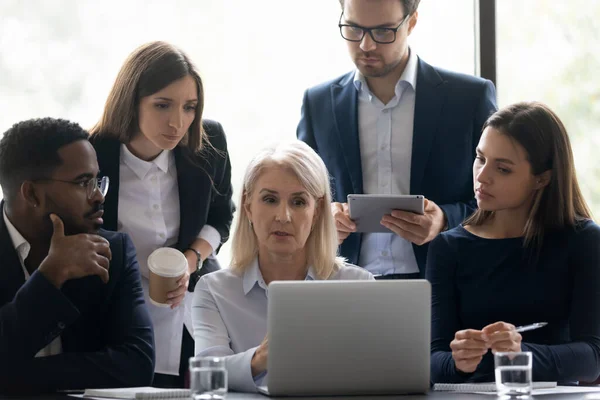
[0,118,154,394]
[297,0,497,279]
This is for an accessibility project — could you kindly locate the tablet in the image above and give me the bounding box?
[347,194,424,233]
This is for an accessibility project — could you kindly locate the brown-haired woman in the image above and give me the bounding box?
[427,101,600,384]
[89,41,234,388]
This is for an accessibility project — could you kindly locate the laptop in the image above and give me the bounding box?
[258,280,431,396]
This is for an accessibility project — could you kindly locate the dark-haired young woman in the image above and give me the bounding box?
[428,102,600,384]
[89,41,234,388]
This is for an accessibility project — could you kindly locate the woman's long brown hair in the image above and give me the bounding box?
[464,101,592,249]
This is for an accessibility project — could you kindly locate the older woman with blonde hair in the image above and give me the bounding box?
[192,140,373,392]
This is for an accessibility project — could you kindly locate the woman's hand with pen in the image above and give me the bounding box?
[450,329,488,373]
[451,321,523,373]
[482,321,522,353]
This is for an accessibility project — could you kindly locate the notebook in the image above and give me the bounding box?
[433,381,557,392]
[82,387,190,399]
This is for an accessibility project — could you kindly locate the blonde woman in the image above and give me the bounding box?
[192,141,373,392]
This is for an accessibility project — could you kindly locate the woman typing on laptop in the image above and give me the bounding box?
[192,141,373,392]
[427,102,600,384]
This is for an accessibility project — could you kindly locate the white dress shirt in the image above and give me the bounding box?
[2,209,62,357]
[192,258,374,393]
[355,48,420,276]
[118,144,221,376]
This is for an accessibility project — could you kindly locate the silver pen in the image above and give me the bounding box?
[515,322,548,333]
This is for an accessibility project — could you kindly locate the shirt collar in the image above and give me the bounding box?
[120,144,172,179]
[3,207,31,269]
[353,47,419,98]
[242,257,317,296]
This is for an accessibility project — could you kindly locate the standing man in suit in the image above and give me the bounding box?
[0,118,154,394]
[297,0,497,278]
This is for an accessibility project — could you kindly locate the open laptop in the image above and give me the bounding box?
[258,280,431,396]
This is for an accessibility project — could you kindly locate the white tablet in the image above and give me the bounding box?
[347,194,425,233]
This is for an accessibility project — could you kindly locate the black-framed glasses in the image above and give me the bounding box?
[34,176,110,199]
[338,13,410,44]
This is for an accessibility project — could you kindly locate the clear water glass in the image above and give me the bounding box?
[189,356,228,400]
[494,351,532,398]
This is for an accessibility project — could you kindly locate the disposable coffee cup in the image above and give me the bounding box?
[147,247,187,307]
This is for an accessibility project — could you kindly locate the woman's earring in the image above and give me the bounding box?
[249,220,253,228]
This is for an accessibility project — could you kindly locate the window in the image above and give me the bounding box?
[496,0,600,215]
[0,0,478,265]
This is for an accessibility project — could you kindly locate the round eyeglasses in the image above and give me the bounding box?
[33,176,110,199]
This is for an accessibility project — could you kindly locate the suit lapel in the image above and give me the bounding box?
[0,203,26,305]
[331,74,363,194]
[410,59,446,195]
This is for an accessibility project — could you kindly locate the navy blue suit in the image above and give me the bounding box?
[297,58,497,277]
[0,209,155,394]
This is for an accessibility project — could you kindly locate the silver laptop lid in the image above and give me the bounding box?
[266,280,431,396]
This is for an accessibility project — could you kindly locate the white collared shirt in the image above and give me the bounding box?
[118,144,221,376]
[2,209,62,357]
[191,258,374,392]
[354,48,420,276]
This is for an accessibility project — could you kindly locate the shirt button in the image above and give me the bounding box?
[159,233,165,239]
[57,322,66,330]
[151,176,157,183]
[153,204,159,210]
[382,251,389,257]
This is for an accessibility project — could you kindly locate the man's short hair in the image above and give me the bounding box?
[0,117,89,202]
[338,0,421,16]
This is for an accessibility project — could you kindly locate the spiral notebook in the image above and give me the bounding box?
[433,381,556,393]
[82,387,190,399]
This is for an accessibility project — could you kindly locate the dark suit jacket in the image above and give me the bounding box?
[0,212,155,394]
[90,119,235,288]
[297,58,498,277]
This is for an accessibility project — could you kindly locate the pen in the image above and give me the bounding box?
[515,322,548,333]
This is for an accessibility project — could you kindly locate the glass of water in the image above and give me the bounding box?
[494,351,532,398]
[189,356,228,400]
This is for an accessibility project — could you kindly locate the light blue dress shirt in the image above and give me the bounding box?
[354,48,420,276]
[191,258,374,392]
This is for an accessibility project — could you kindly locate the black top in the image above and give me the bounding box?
[0,206,155,394]
[427,220,600,384]
[90,119,235,287]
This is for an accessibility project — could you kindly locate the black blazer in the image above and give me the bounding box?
[90,119,235,288]
[297,58,498,277]
[0,209,155,394]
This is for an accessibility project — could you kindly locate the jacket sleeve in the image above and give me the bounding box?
[0,233,155,394]
[438,79,497,228]
[204,121,235,247]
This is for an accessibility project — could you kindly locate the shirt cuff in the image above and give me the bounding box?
[223,346,261,393]
[197,225,221,256]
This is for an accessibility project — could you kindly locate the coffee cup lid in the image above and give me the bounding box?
[147,247,187,277]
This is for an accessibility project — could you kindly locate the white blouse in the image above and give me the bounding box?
[118,144,220,376]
